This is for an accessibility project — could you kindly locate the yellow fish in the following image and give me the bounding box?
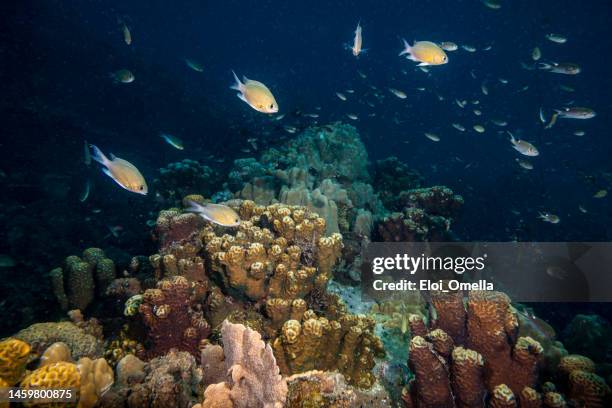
[231,71,278,113]
[399,40,448,66]
[90,145,147,195]
[185,200,240,227]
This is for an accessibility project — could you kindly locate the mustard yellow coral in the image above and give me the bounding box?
[203,200,343,301]
[0,338,31,385]
[19,356,113,408]
[272,310,384,389]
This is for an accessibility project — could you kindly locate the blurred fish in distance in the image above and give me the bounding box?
[160,133,184,150]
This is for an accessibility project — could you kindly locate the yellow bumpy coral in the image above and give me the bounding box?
[272,309,384,389]
[0,338,31,385]
[203,200,343,301]
[20,356,113,408]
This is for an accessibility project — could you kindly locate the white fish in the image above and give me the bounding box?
[509,132,539,156]
[425,132,440,142]
[349,21,365,57]
[346,113,358,120]
[452,123,466,132]
[336,92,347,101]
[546,33,567,44]
[389,88,407,99]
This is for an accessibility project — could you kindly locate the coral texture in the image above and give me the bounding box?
[138,275,211,357]
[271,309,385,389]
[50,248,116,311]
[0,338,31,385]
[402,290,544,408]
[14,321,104,360]
[376,186,463,242]
[196,321,287,408]
[202,200,342,301]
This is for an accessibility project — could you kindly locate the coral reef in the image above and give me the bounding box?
[153,159,219,207]
[13,321,104,360]
[202,200,342,301]
[376,186,463,242]
[195,321,287,408]
[50,247,116,311]
[10,340,114,408]
[285,370,391,408]
[272,309,386,389]
[138,275,211,357]
[372,156,424,210]
[101,350,203,408]
[563,314,612,364]
[401,290,544,407]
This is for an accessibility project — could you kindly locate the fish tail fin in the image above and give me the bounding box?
[90,144,109,166]
[398,38,411,56]
[230,70,243,91]
[507,131,516,143]
[183,199,204,214]
[537,62,552,70]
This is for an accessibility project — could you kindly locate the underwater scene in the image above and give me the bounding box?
[2,0,612,406]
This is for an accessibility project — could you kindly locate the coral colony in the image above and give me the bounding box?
[1,124,610,407]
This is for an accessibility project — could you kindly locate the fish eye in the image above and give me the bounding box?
[270,104,274,109]
[139,185,144,191]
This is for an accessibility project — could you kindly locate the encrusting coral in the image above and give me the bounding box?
[50,247,116,311]
[138,275,211,357]
[13,321,104,360]
[194,320,288,408]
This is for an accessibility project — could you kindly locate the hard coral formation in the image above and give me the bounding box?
[402,290,544,408]
[272,309,385,389]
[230,123,383,236]
[16,341,114,408]
[50,248,116,311]
[285,370,391,408]
[101,350,202,408]
[376,186,463,242]
[196,321,287,408]
[0,338,31,385]
[138,275,211,357]
[373,156,424,210]
[14,321,104,360]
[202,200,342,301]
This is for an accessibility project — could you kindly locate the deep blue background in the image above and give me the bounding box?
[2,0,612,251]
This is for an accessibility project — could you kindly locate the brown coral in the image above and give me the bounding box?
[139,275,211,357]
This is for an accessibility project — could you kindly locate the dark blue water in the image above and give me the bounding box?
[2,0,611,333]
